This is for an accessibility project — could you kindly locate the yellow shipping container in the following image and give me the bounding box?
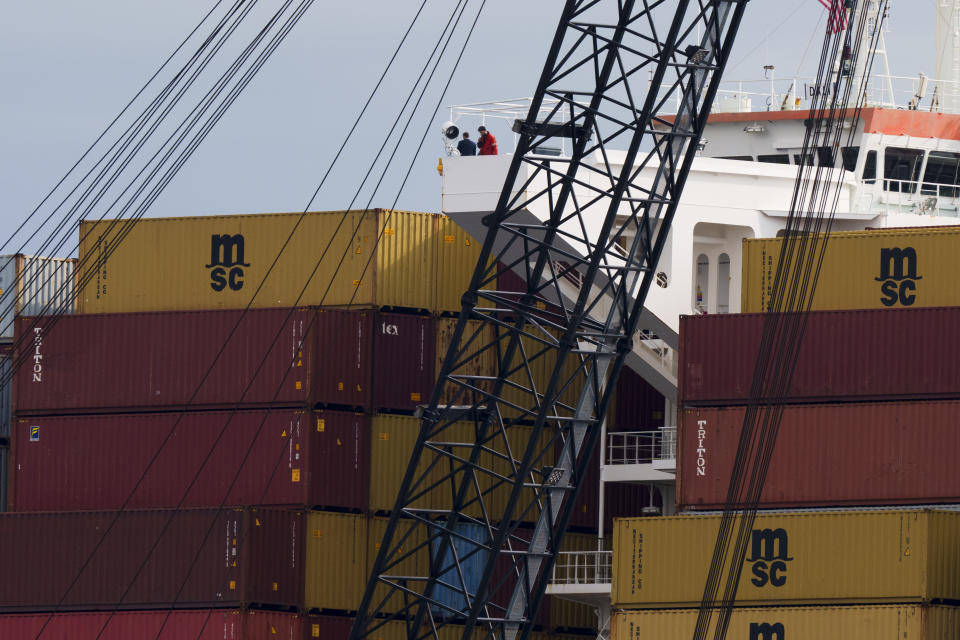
[78,209,438,313]
[610,605,960,640]
[742,227,960,312]
[305,511,369,612]
[369,414,485,517]
[436,215,485,313]
[612,509,960,608]
[435,317,497,407]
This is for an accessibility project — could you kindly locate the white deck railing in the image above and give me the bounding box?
[550,550,612,586]
[606,427,677,466]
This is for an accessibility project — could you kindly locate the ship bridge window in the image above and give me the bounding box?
[816,147,835,167]
[758,154,790,164]
[884,147,924,193]
[793,153,814,166]
[718,155,754,161]
[922,151,960,198]
[841,146,859,172]
[863,150,877,183]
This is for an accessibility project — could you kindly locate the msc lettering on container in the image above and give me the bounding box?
[749,622,785,640]
[747,528,792,588]
[876,246,921,307]
[207,234,249,292]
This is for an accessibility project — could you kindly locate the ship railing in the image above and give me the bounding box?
[550,550,612,586]
[868,179,960,216]
[606,427,676,466]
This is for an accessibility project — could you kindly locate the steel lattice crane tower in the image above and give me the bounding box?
[351,1,749,638]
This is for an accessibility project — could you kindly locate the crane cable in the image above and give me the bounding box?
[14,1,484,637]
[0,0,257,336]
[692,4,889,640]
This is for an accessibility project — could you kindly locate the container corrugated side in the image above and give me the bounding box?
[304,511,368,613]
[14,307,316,415]
[0,610,307,639]
[312,308,374,410]
[373,209,437,311]
[679,307,960,405]
[742,227,960,313]
[435,317,496,407]
[0,354,9,439]
[78,210,439,314]
[612,509,960,608]
[304,615,355,639]
[610,605,960,640]
[10,410,369,512]
[0,508,304,612]
[436,215,484,314]
[372,312,436,411]
[369,414,483,516]
[678,401,960,511]
[0,445,7,512]
[367,516,431,616]
[355,620,486,640]
[0,254,75,341]
[430,522,488,619]
[613,367,664,430]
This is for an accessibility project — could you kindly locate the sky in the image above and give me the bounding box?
[0,1,936,255]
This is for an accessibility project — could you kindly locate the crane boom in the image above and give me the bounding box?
[351,2,749,639]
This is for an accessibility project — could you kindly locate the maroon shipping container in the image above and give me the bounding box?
[565,452,661,531]
[14,307,375,415]
[679,307,960,405]
[0,609,307,639]
[613,367,665,430]
[372,312,436,411]
[10,409,369,512]
[678,400,960,510]
[0,508,303,612]
[304,615,354,639]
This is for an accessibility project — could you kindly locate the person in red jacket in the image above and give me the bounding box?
[477,126,498,155]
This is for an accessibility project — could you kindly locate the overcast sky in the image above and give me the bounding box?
[0,1,937,255]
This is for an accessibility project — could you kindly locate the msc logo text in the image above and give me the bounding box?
[749,622,785,640]
[207,234,250,292]
[747,528,792,588]
[875,247,921,307]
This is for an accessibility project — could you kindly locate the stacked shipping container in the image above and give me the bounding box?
[606,226,960,640]
[0,255,76,516]
[3,210,651,637]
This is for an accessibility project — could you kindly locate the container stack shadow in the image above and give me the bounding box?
[0,210,660,639]
[608,226,960,639]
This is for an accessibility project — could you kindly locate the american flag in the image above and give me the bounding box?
[817,0,849,33]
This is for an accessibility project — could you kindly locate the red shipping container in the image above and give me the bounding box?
[0,609,307,639]
[679,307,960,406]
[0,508,303,612]
[14,307,375,415]
[313,308,373,410]
[10,409,369,512]
[678,400,960,510]
[613,367,665,431]
[372,312,436,411]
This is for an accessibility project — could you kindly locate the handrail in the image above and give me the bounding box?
[549,550,612,586]
[607,427,676,465]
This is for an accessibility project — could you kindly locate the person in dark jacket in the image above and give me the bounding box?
[457,131,477,156]
[477,126,498,155]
